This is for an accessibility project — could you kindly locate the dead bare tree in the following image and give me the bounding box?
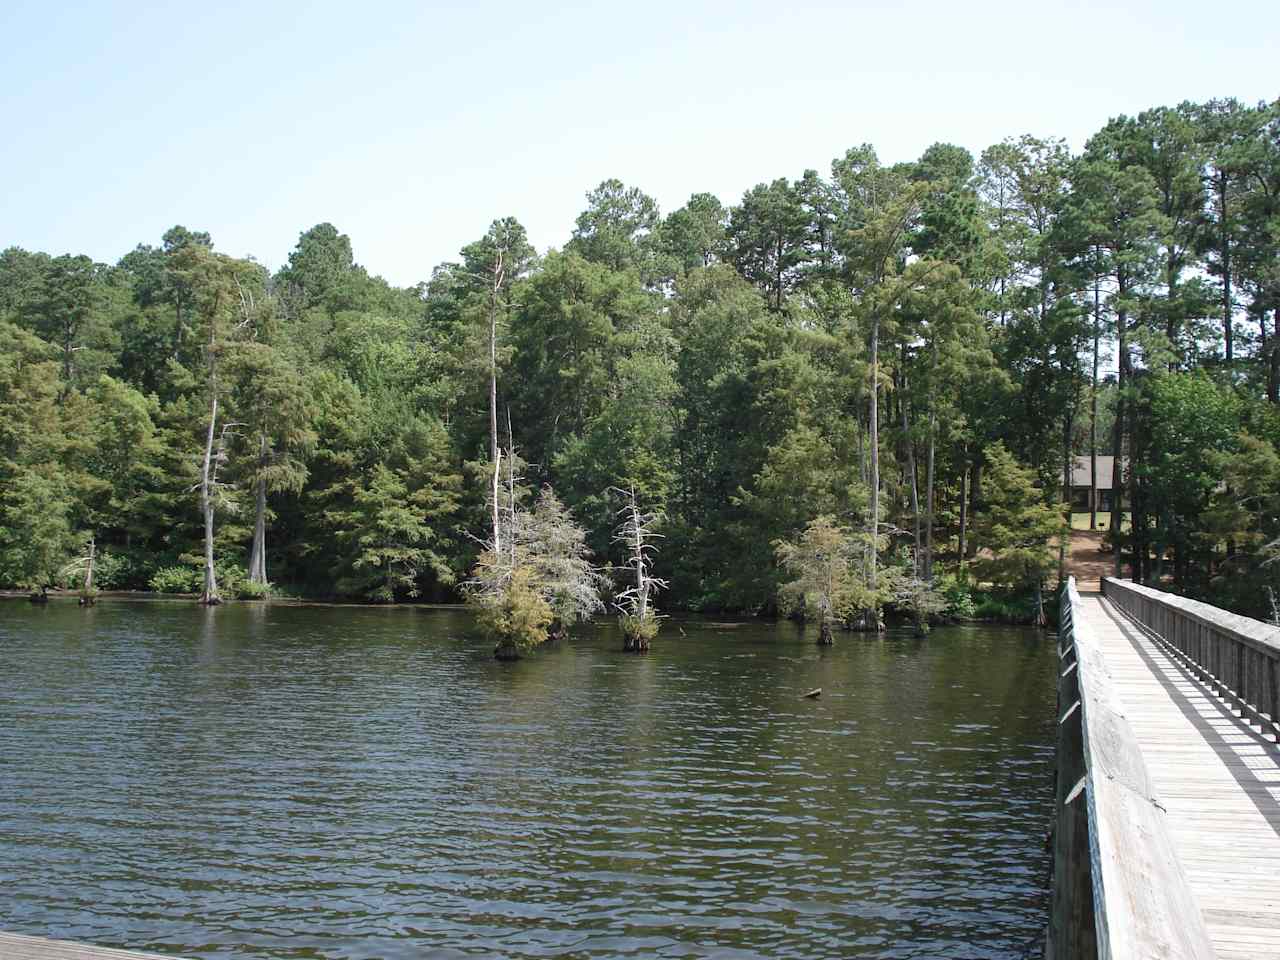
[610,485,668,652]
[466,438,602,658]
[192,256,255,605]
[61,534,98,606]
[194,420,243,604]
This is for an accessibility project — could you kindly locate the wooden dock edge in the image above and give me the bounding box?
[0,931,189,959]
[1049,578,1217,960]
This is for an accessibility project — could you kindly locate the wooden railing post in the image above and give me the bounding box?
[1103,577,1280,744]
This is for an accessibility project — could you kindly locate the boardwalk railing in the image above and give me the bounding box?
[1103,577,1280,743]
[1050,577,1214,960]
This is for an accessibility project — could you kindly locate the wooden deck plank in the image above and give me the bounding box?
[0,932,187,959]
[1079,596,1280,960]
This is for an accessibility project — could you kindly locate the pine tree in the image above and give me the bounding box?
[331,464,436,602]
[972,443,1064,625]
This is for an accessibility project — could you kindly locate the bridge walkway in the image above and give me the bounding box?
[1078,592,1280,959]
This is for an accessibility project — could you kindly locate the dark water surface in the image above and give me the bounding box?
[0,599,1055,959]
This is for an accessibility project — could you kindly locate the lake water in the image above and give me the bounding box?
[0,599,1055,959]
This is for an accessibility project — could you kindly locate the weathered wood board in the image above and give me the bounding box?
[0,932,187,959]
[1079,595,1280,959]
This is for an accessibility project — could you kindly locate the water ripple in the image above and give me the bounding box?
[0,601,1055,959]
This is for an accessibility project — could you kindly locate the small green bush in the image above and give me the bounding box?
[619,612,659,643]
[235,579,271,600]
[970,591,1037,624]
[216,560,248,595]
[149,565,202,593]
[150,558,250,596]
[475,566,553,658]
[939,575,976,620]
[55,548,134,591]
[91,550,136,590]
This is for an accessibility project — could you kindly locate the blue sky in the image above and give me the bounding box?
[2,0,1276,287]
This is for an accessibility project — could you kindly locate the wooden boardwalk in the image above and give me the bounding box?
[1079,593,1280,960]
[0,932,184,959]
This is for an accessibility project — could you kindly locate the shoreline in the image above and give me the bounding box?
[1,590,1042,626]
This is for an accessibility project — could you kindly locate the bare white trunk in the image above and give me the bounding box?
[489,305,498,464]
[632,489,646,621]
[248,434,268,584]
[201,393,219,604]
[507,438,517,570]
[924,409,936,582]
[1090,261,1100,530]
[488,250,504,464]
[491,447,502,557]
[899,369,920,576]
[84,536,95,594]
[868,310,880,619]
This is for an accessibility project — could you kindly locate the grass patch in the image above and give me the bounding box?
[1070,512,1129,532]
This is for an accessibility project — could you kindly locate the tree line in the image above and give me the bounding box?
[1,96,1277,624]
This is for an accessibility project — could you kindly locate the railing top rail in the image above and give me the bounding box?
[1063,577,1216,960]
[1103,576,1280,659]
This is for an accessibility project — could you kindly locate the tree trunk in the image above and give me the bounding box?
[1060,411,1073,587]
[1090,263,1101,531]
[632,491,646,624]
[957,463,968,570]
[867,309,881,628]
[966,458,981,559]
[1269,310,1279,405]
[924,409,936,582]
[79,536,96,605]
[774,235,784,311]
[507,431,517,570]
[1219,176,1233,365]
[489,296,499,464]
[899,368,921,576]
[1125,308,1144,584]
[491,447,502,556]
[248,434,268,585]
[1166,248,1180,369]
[200,392,220,605]
[1111,300,1128,580]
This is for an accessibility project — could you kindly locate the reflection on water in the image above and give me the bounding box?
[0,599,1054,959]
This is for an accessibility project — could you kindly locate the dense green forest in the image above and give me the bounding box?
[2,97,1278,623]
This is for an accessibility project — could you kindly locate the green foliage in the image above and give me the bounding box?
[728,178,809,311]
[566,179,660,274]
[235,579,272,600]
[525,486,605,628]
[1140,372,1241,562]
[884,563,949,633]
[471,562,553,657]
[618,612,659,645]
[972,442,1064,595]
[149,565,203,594]
[2,98,1279,627]
[54,547,131,591]
[331,463,441,602]
[971,592,1035,624]
[937,574,977,621]
[775,516,879,630]
[0,466,75,590]
[149,557,247,595]
[466,476,602,651]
